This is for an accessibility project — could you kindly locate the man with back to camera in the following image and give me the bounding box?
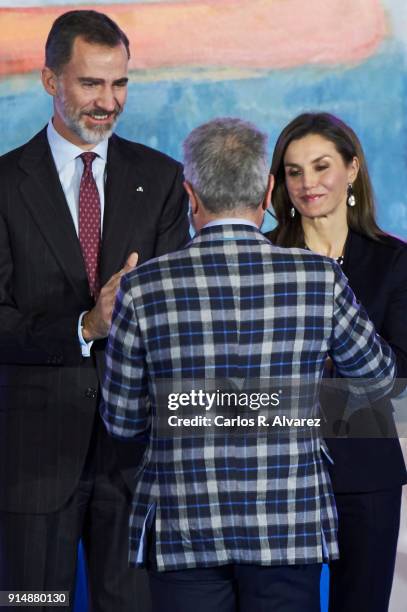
[0,9,188,611]
[102,117,396,612]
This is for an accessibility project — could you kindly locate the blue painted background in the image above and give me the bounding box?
[1,36,406,237]
[0,1,405,610]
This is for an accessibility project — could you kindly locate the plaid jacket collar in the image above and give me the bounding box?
[191,223,271,246]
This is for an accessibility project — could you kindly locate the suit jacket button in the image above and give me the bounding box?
[85,387,97,399]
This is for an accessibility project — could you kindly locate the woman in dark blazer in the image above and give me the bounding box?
[265,112,407,612]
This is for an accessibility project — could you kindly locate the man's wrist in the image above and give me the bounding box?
[82,310,109,341]
[81,311,95,342]
[78,311,94,357]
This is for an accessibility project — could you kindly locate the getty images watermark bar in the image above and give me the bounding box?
[151,377,407,438]
[0,592,69,606]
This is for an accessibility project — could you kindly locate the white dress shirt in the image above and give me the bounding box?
[47,119,109,357]
[47,119,108,232]
[203,218,258,229]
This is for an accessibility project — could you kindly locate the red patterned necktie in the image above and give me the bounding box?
[78,152,101,299]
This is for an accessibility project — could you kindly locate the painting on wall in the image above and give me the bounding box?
[0,3,406,611]
[0,0,406,236]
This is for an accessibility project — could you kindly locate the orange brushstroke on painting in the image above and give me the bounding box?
[0,0,386,77]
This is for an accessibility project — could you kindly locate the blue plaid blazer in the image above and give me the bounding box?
[102,224,395,571]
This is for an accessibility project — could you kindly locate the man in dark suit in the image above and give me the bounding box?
[0,10,188,611]
[102,117,395,612]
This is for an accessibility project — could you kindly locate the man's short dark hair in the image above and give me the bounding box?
[45,10,130,73]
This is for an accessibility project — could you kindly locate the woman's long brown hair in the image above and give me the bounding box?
[266,112,385,247]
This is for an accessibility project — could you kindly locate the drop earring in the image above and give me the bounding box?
[347,183,356,207]
[290,207,296,218]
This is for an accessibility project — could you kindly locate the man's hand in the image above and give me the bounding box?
[82,252,138,341]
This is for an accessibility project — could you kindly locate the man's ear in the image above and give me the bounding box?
[41,66,58,97]
[262,174,274,210]
[183,181,200,215]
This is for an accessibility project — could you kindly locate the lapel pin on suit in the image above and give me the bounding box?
[136,186,144,192]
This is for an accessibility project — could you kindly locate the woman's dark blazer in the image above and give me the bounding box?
[325,229,407,493]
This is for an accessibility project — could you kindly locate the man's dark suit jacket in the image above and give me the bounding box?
[326,230,407,492]
[0,128,189,513]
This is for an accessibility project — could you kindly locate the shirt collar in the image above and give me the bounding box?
[203,218,259,230]
[46,119,109,172]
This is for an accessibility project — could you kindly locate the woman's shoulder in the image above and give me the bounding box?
[347,231,407,290]
[349,229,406,256]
